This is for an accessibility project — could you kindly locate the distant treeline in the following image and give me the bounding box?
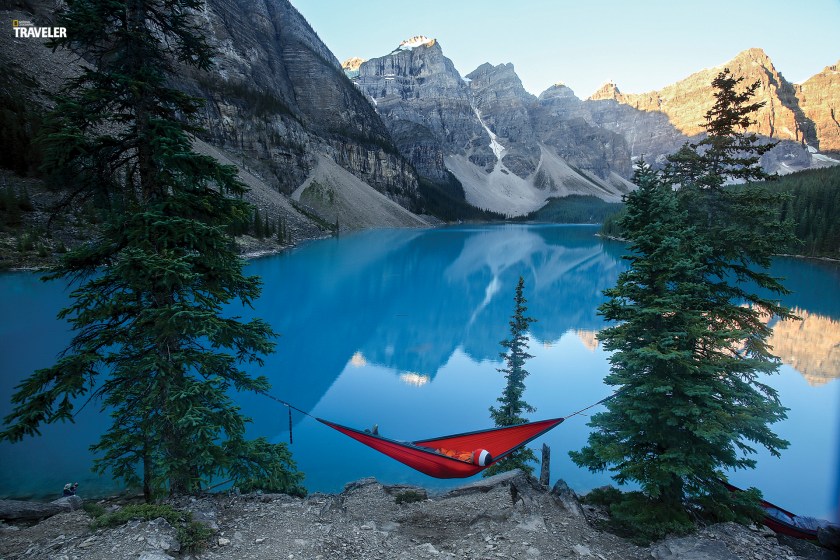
[599,205,627,239]
[767,165,840,258]
[418,173,506,222]
[600,165,840,259]
[520,195,624,224]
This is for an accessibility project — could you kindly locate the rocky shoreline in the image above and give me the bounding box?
[1,471,834,560]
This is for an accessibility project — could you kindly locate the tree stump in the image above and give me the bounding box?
[539,443,550,487]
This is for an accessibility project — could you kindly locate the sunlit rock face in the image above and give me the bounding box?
[584,48,839,174]
[588,49,806,141]
[770,309,840,386]
[342,56,365,76]
[796,60,840,153]
[576,330,600,352]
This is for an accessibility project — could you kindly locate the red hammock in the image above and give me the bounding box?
[318,417,565,478]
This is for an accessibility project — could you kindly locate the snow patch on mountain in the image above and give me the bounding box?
[474,108,505,163]
[398,35,435,50]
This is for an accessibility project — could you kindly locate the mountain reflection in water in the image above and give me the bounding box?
[0,225,837,522]
[770,309,840,386]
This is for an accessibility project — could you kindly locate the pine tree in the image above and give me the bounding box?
[484,276,538,477]
[0,0,304,500]
[573,162,738,536]
[253,207,264,239]
[571,70,794,539]
[264,212,273,237]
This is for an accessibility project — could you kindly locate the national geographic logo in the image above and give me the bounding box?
[12,19,67,39]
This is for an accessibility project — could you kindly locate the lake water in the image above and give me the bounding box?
[1,225,838,522]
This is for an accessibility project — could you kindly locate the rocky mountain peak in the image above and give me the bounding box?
[730,47,773,66]
[575,48,836,175]
[466,62,533,103]
[341,57,365,72]
[587,81,622,101]
[538,84,578,101]
[466,62,518,81]
[398,35,436,50]
[353,38,633,214]
[353,35,477,182]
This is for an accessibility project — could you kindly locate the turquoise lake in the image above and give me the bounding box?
[1,224,838,522]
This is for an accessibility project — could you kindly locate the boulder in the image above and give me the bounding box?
[0,495,82,521]
[550,479,584,518]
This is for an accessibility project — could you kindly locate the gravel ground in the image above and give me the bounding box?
[1,471,831,560]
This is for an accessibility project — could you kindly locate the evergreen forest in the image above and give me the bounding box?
[602,165,840,259]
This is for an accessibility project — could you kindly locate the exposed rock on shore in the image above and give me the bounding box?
[0,471,830,559]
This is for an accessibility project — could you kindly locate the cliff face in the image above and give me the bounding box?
[182,0,420,210]
[355,40,487,183]
[532,85,633,179]
[588,49,809,141]
[1,0,424,234]
[353,39,634,216]
[582,48,833,173]
[797,61,840,154]
[466,62,540,178]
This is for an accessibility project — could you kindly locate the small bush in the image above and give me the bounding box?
[90,503,213,552]
[82,502,106,518]
[604,491,694,545]
[695,484,765,525]
[581,486,623,507]
[395,490,426,505]
[178,520,215,553]
[16,232,33,253]
[91,503,185,530]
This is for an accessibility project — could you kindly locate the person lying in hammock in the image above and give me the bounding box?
[435,447,493,466]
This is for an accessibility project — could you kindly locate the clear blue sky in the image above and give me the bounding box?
[289,0,840,98]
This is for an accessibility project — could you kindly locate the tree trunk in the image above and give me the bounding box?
[143,439,152,502]
[539,443,550,487]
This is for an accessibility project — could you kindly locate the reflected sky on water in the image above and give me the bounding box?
[1,225,837,521]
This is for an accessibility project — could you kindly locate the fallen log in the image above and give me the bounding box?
[0,495,83,521]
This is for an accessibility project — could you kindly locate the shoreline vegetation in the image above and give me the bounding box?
[599,165,840,260]
[0,170,834,272]
[3,220,837,272]
[2,164,835,272]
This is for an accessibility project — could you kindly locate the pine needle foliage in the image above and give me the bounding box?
[0,0,304,500]
[572,68,795,538]
[484,276,538,477]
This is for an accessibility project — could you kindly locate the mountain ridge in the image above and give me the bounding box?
[352,38,634,216]
[2,2,838,234]
[571,47,839,173]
